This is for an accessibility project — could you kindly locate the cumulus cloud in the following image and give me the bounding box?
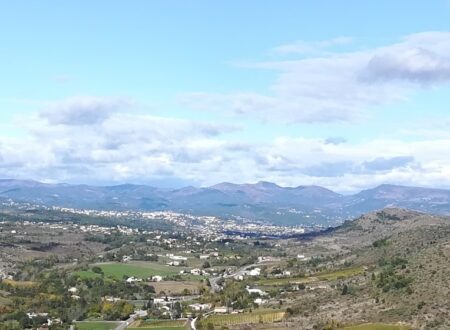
[362,156,415,172]
[362,48,450,83]
[182,31,450,123]
[324,137,347,145]
[40,96,133,126]
[2,107,450,192]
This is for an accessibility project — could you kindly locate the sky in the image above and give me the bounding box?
[1,1,450,192]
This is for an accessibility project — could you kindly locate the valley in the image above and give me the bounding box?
[0,203,449,329]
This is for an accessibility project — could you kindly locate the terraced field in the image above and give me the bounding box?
[199,310,285,327]
[256,266,364,286]
[340,323,411,330]
[128,319,187,329]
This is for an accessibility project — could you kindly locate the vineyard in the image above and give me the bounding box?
[127,319,187,329]
[199,310,286,327]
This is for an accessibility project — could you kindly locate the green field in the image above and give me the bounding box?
[340,323,411,330]
[74,261,180,280]
[199,310,285,327]
[74,321,120,330]
[128,319,186,329]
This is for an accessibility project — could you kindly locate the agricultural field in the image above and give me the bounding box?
[256,266,364,286]
[151,280,202,295]
[199,310,285,327]
[74,321,120,330]
[128,319,187,329]
[0,295,11,306]
[74,261,181,280]
[1,279,36,288]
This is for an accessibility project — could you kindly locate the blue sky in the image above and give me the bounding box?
[1,1,450,192]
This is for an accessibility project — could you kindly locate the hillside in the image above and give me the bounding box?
[276,208,450,329]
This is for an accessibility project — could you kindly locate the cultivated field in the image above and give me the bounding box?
[199,310,285,327]
[128,319,187,329]
[151,280,202,295]
[74,321,120,330]
[256,266,364,286]
[74,261,181,280]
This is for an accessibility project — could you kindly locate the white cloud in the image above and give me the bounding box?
[40,96,133,126]
[272,36,354,55]
[3,103,450,192]
[181,32,450,123]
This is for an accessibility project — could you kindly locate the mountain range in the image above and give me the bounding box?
[1,179,450,225]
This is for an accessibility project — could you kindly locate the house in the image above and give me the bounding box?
[170,255,188,261]
[103,296,121,302]
[27,312,49,319]
[214,306,231,314]
[190,268,202,276]
[246,287,267,296]
[47,318,62,326]
[247,268,261,276]
[152,275,163,282]
[254,298,267,305]
[153,298,166,305]
[199,255,209,260]
[68,287,78,294]
[126,276,142,283]
[189,303,211,311]
[134,310,148,317]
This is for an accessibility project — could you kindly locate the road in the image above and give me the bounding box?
[114,314,137,330]
[190,317,198,330]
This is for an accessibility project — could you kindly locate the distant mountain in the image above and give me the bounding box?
[1,179,450,225]
[345,184,450,215]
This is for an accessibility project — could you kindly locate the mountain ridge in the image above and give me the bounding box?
[1,179,450,225]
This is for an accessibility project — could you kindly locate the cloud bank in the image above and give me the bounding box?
[2,32,450,192]
[181,32,450,123]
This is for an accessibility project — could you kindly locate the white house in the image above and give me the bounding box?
[189,303,211,311]
[214,306,230,314]
[247,268,261,276]
[152,275,163,282]
[254,298,267,305]
[126,276,142,283]
[190,268,202,276]
[246,287,267,296]
[68,287,78,294]
[170,255,188,261]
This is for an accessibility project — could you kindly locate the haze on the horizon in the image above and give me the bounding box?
[1,1,450,193]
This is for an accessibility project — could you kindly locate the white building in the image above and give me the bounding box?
[68,287,78,294]
[247,268,261,276]
[189,303,211,311]
[246,287,267,296]
[152,275,163,282]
